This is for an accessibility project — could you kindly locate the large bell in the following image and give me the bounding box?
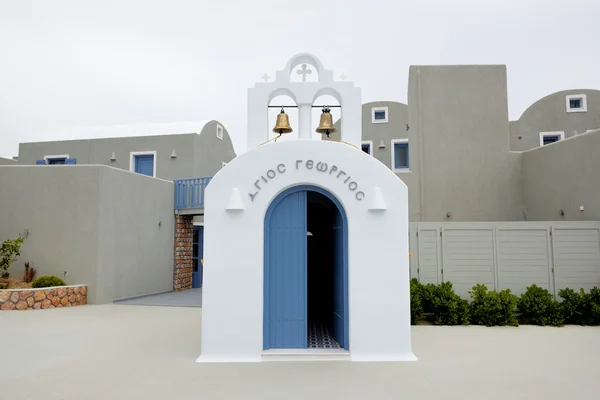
[272,107,293,134]
[316,106,336,137]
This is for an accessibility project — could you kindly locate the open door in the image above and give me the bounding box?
[264,191,308,349]
[332,207,348,349]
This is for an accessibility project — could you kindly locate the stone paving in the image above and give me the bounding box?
[1,304,599,400]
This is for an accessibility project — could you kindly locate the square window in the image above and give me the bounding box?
[392,140,409,170]
[361,142,372,155]
[371,107,389,123]
[566,94,587,113]
[539,131,565,147]
[130,151,156,177]
[569,99,581,109]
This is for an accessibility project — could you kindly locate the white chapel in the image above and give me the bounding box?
[197,54,415,362]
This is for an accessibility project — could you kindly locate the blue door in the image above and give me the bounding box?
[332,208,348,349]
[192,226,204,288]
[135,154,154,176]
[264,191,307,349]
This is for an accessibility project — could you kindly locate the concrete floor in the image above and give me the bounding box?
[2,305,599,400]
[113,288,202,307]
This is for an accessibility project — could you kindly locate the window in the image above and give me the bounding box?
[222,161,228,168]
[371,107,388,123]
[129,151,157,177]
[37,155,76,165]
[391,139,409,171]
[566,94,587,113]
[361,141,373,155]
[539,131,565,146]
[217,124,224,140]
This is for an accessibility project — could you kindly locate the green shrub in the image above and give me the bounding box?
[558,288,587,325]
[0,236,25,278]
[469,284,518,327]
[430,281,470,325]
[518,285,564,326]
[417,282,437,314]
[410,278,424,325]
[586,287,600,326]
[31,276,66,289]
[0,282,8,289]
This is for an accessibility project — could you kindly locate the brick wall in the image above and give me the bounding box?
[174,215,194,291]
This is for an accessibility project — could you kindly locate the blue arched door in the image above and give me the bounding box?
[264,186,348,350]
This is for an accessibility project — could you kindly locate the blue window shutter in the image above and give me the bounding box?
[35,160,46,165]
[65,158,77,164]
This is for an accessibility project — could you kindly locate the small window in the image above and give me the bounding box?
[41,155,75,165]
[566,94,587,113]
[217,124,224,140]
[361,141,372,155]
[392,139,409,170]
[539,131,565,146]
[371,107,388,124]
[222,161,228,168]
[130,151,156,177]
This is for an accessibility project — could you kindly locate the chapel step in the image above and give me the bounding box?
[261,349,350,362]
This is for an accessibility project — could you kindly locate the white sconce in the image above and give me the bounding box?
[170,149,177,159]
[378,140,386,149]
[110,152,116,161]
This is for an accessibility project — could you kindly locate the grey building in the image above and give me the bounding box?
[336,65,599,223]
[17,120,236,180]
[0,157,17,165]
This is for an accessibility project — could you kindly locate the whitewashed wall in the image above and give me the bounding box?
[198,140,414,362]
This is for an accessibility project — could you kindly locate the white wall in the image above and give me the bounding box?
[198,140,414,362]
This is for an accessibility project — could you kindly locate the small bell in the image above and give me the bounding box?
[316,106,336,137]
[272,107,293,134]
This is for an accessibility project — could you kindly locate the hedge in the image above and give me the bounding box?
[410,279,600,327]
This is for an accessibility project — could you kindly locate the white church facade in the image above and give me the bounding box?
[197,54,415,362]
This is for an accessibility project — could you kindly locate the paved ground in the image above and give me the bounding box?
[2,305,599,400]
[113,288,202,307]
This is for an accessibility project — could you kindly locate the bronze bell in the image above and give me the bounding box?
[316,106,336,137]
[272,107,293,134]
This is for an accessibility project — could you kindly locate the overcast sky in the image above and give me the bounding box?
[1,0,599,158]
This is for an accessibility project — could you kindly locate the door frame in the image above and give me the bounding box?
[263,185,349,350]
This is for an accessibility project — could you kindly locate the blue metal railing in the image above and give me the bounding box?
[174,177,213,210]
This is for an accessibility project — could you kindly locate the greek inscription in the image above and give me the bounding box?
[356,191,365,200]
[316,162,328,172]
[267,169,276,179]
[277,164,286,173]
[329,165,338,175]
[254,180,261,190]
[306,160,314,169]
[249,191,258,201]
[296,160,303,169]
[337,170,346,179]
[349,182,358,191]
[344,176,351,184]
[261,176,267,183]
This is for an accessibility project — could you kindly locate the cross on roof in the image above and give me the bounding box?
[261,73,270,82]
[340,73,347,81]
[296,64,312,82]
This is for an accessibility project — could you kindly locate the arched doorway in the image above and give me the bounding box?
[263,185,349,351]
[263,186,349,350]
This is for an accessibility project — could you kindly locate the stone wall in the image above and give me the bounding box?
[174,215,193,291]
[0,285,88,310]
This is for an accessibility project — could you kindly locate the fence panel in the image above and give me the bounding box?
[496,227,553,297]
[552,226,600,293]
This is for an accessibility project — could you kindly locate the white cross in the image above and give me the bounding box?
[340,73,347,81]
[296,64,312,82]
[261,73,270,82]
